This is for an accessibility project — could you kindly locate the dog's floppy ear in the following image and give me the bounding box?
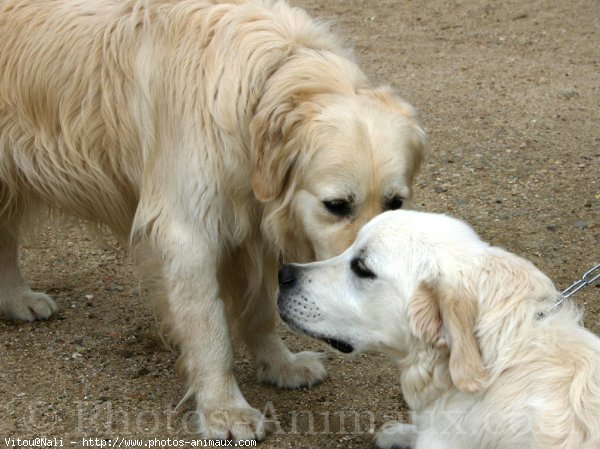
[359,86,426,180]
[250,96,316,202]
[250,50,367,201]
[410,282,488,394]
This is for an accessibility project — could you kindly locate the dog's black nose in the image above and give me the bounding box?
[278,264,299,290]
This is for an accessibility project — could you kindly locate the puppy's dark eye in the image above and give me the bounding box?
[323,199,352,218]
[385,196,404,211]
[350,258,376,279]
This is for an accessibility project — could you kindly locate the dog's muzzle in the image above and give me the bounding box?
[277,265,355,354]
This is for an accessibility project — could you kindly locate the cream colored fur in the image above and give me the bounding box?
[0,0,424,441]
[278,210,600,449]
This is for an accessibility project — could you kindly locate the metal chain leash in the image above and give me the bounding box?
[562,263,600,298]
[547,263,600,314]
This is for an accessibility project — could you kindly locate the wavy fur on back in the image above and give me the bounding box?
[0,0,342,239]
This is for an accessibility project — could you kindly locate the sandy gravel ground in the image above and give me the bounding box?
[1,1,598,448]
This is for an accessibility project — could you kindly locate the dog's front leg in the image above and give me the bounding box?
[219,241,326,390]
[147,224,273,441]
[234,262,327,389]
[0,224,58,321]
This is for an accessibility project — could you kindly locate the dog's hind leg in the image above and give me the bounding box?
[0,220,58,321]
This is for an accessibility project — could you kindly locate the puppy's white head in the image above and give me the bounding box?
[278,210,491,393]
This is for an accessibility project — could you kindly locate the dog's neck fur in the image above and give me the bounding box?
[396,344,454,412]
[397,249,566,413]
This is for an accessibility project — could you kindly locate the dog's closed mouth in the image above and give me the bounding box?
[322,337,354,354]
[280,312,355,353]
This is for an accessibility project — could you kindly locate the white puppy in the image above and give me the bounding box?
[278,210,600,449]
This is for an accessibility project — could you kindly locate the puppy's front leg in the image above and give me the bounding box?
[376,421,456,449]
[376,421,417,449]
[149,225,272,441]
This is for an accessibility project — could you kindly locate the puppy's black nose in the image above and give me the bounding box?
[278,264,299,290]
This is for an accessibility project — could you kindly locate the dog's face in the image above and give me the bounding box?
[251,52,424,262]
[277,210,493,393]
[288,95,423,261]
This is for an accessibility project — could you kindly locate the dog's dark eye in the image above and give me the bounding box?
[350,258,376,279]
[385,195,404,211]
[323,199,352,218]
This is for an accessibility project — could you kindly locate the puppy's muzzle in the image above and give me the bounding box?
[277,263,300,315]
[277,264,355,355]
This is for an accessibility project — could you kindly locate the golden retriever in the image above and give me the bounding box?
[278,210,600,449]
[0,0,424,441]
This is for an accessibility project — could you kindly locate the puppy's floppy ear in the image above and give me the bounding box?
[409,282,488,394]
[250,96,316,202]
[409,283,444,343]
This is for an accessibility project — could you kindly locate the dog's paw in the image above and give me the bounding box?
[198,407,274,442]
[257,350,326,389]
[0,289,58,321]
[375,421,417,449]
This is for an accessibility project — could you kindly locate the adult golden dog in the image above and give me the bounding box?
[278,210,600,449]
[0,0,424,441]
